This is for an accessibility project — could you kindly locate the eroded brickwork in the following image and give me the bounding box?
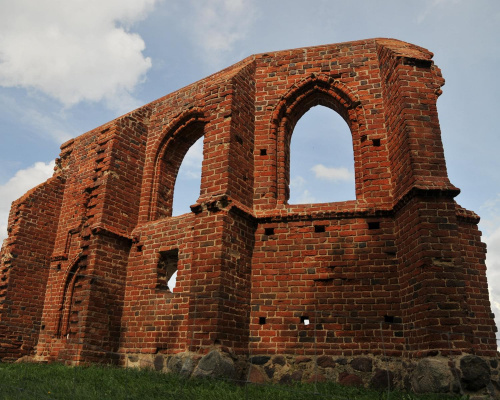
[0,39,497,377]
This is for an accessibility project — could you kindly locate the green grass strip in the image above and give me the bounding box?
[0,363,467,400]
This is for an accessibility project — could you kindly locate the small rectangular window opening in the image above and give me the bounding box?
[300,316,310,325]
[372,138,381,147]
[260,149,267,156]
[264,227,275,236]
[368,221,380,230]
[259,317,266,325]
[158,249,179,292]
[314,225,326,233]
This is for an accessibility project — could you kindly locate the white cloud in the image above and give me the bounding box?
[187,0,257,67]
[311,164,354,182]
[0,0,157,112]
[295,189,316,204]
[417,0,461,24]
[0,161,55,244]
[290,175,306,189]
[289,176,316,204]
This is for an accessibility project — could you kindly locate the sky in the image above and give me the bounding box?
[0,0,499,343]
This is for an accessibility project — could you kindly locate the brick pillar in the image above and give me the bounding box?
[376,39,480,356]
[395,192,471,356]
[0,175,65,361]
[36,110,148,364]
[71,232,130,364]
[377,39,458,202]
[185,204,254,354]
[457,211,497,356]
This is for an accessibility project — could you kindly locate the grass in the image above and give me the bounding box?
[0,363,467,400]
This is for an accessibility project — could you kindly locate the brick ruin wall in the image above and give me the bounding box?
[0,38,498,392]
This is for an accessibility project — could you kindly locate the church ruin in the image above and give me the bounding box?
[0,38,497,394]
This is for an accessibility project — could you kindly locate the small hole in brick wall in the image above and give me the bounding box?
[235,135,243,145]
[372,138,381,147]
[137,245,143,252]
[57,264,61,270]
[214,339,221,345]
[41,325,45,330]
[361,135,367,142]
[384,315,395,323]
[264,227,275,236]
[260,149,267,156]
[314,225,326,233]
[368,221,380,230]
[300,316,310,325]
[259,317,266,325]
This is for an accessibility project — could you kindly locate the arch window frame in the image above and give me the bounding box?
[147,111,207,221]
[271,75,366,206]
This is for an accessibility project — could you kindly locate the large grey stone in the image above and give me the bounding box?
[167,353,198,377]
[167,354,183,374]
[192,350,236,380]
[264,364,275,378]
[273,356,286,366]
[350,357,373,372]
[291,370,303,381]
[248,365,268,384]
[249,355,270,365]
[180,357,196,377]
[370,369,394,390]
[411,358,455,394]
[316,355,335,368]
[153,355,164,371]
[460,355,491,391]
[338,372,363,387]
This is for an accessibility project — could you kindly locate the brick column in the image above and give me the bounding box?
[0,175,65,360]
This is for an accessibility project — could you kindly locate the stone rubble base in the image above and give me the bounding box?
[124,348,499,398]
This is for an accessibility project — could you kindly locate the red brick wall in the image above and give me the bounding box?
[1,38,496,364]
[250,216,401,357]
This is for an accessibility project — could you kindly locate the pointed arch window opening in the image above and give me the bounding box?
[288,105,356,205]
[152,119,205,220]
[171,136,204,216]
